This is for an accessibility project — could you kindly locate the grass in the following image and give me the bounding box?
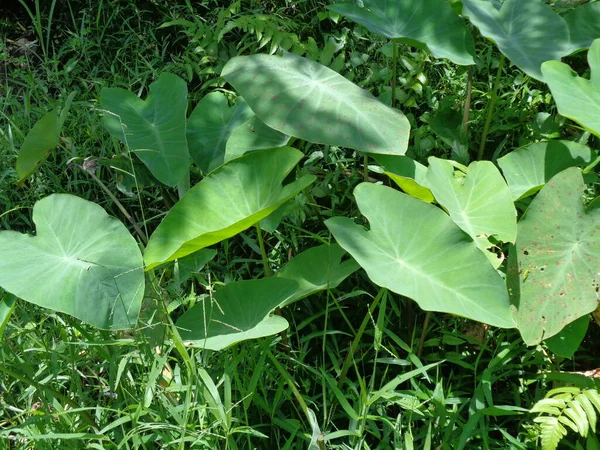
[1,0,599,449]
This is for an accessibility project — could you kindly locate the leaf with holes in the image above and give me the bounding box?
[326,183,513,327]
[187,93,253,173]
[221,52,410,155]
[144,147,316,270]
[101,73,189,186]
[276,244,360,306]
[542,39,600,138]
[508,168,600,345]
[426,157,517,268]
[0,194,144,329]
[176,278,297,351]
[498,140,596,201]
[327,0,475,65]
[462,0,570,80]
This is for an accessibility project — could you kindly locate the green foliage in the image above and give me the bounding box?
[531,387,600,450]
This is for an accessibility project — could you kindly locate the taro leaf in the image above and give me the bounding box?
[225,115,290,162]
[545,315,589,359]
[498,140,595,201]
[371,154,434,203]
[144,147,316,270]
[186,93,253,173]
[176,277,297,351]
[0,194,144,329]
[276,243,360,306]
[462,0,570,80]
[542,39,600,138]
[564,2,600,55]
[16,92,75,181]
[508,168,600,345]
[221,52,410,155]
[326,183,513,327]
[327,0,475,66]
[100,73,189,187]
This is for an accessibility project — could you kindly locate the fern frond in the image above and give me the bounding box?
[538,416,567,450]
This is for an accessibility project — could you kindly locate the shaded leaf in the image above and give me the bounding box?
[101,73,189,186]
[564,2,600,55]
[545,315,589,359]
[225,115,289,161]
[221,52,410,155]
[0,194,144,329]
[508,168,600,345]
[372,154,434,203]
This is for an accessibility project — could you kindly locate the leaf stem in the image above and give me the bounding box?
[417,311,432,357]
[477,54,505,161]
[463,66,473,136]
[255,223,272,278]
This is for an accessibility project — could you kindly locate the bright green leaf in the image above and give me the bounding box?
[176,278,297,350]
[372,154,434,203]
[564,2,600,55]
[221,52,410,155]
[0,194,144,329]
[462,0,570,80]
[508,168,600,345]
[186,92,253,173]
[101,73,190,186]
[426,158,516,268]
[542,39,600,138]
[498,140,595,201]
[276,244,360,306]
[144,147,316,270]
[327,0,475,65]
[326,183,514,328]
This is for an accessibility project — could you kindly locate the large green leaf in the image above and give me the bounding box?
[16,92,75,181]
[326,183,513,328]
[542,39,600,138]
[545,315,589,359]
[508,168,600,345]
[564,2,600,55]
[426,158,517,267]
[225,115,289,162]
[327,0,475,65]
[462,0,570,80]
[221,52,410,155]
[101,73,189,186]
[372,154,434,203]
[498,140,595,201]
[186,93,253,173]
[0,194,144,329]
[176,278,297,351]
[276,244,360,306]
[144,147,316,270]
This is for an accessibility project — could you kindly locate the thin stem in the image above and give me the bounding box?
[392,40,398,108]
[477,55,505,161]
[255,223,272,278]
[81,166,148,245]
[417,311,432,358]
[462,66,473,136]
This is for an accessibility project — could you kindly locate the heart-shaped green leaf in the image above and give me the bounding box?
[276,244,360,306]
[144,147,316,270]
[101,73,189,186]
[426,158,517,246]
[462,0,570,80]
[0,194,144,329]
[326,183,513,327]
[225,115,290,162]
[498,140,596,201]
[542,39,600,138]
[327,0,475,65]
[372,154,434,203]
[186,93,253,173]
[508,168,600,345]
[564,2,600,55]
[221,52,410,155]
[176,277,297,351]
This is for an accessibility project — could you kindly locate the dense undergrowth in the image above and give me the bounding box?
[1,0,600,449]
